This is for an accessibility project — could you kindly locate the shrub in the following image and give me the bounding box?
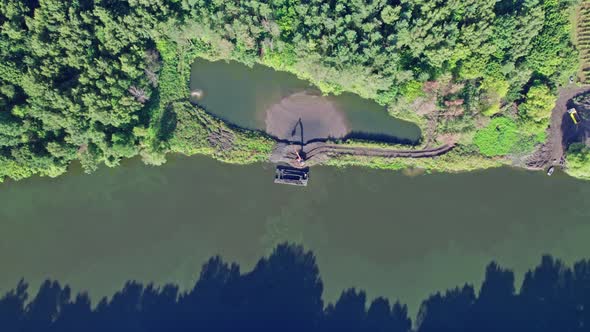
[399,80,425,102]
[566,143,590,179]
[474,117,519,156]
[480,76,510,116]
[519,82,556,122]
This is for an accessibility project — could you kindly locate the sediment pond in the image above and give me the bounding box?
[189,58,421,143]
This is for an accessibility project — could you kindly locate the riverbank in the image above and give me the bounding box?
[147,39,535,177]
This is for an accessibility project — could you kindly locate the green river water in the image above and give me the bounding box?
[1,60,589,317]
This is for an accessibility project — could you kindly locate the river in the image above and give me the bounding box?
[0,60,589,318]
[1,156,589,317]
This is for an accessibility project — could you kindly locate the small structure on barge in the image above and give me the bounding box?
[274,165,309,186]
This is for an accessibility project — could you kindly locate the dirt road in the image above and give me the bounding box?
[546,85,590,165]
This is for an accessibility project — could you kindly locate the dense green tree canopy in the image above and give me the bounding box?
[566,143,590,179]
[0,0,580,181]
[519,82,556,122]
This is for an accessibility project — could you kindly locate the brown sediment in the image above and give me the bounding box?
[265,92,350,142]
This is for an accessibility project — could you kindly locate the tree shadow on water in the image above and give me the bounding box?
[1,245,590,332]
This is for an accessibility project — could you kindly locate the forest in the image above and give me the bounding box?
[0,0,582,181]
[1,244,590,332]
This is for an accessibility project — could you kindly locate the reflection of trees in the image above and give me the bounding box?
[2,246,590,332]
[416,256,590,332]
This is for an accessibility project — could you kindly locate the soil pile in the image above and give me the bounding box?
[265,92,350,143]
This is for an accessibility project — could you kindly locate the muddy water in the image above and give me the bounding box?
[189,58,421,143]
[1,155,589,317]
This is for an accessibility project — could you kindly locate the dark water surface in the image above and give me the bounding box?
[1,155,589,316]
[189,59,421,143]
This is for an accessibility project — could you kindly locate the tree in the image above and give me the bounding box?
[519,82,556,122]
[566,143,590,179]
[381,5,401,25]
